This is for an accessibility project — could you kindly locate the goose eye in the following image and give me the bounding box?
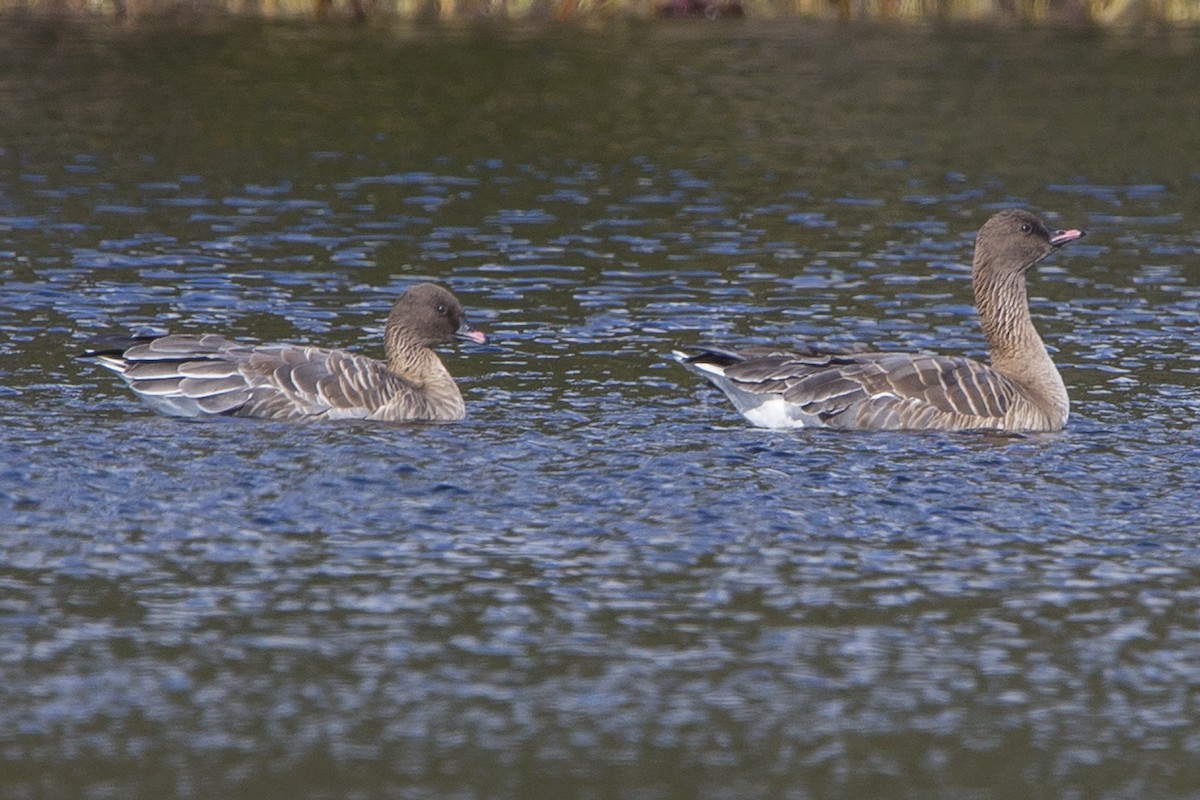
[1020,223,1032,233]
[436,304,448,315]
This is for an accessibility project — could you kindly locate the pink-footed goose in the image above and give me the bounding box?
[674,209,1085,432]
[83,283,487,422]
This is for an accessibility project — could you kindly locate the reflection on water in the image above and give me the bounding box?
[2,18,1200,800]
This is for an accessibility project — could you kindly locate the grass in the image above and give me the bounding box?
[1,0,1198,26]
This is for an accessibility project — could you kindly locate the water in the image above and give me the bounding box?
[2,17,1200,799]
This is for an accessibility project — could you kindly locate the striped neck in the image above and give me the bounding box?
[973,263,1068,427]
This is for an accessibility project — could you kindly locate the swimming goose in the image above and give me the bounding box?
[83,283,486,422]
[674,209,1085,432]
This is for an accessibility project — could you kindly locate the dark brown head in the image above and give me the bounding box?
[386,283,487,349]
[974,209,1085,278]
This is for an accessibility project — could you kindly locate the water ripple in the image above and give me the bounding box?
[3,21,1200,800]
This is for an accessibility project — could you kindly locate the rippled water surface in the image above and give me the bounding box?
[2,17,1200,799]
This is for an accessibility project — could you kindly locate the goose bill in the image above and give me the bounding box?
[1049,228,1085,247]
[456,323,487,345]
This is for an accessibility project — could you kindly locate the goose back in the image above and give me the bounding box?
[677,346,1058,431]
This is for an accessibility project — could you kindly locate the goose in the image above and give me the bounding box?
[82,283,486,423]
[674,209,1085,432]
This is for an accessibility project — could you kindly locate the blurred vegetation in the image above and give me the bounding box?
[0,0,1197,24]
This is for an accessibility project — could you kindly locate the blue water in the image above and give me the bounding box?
[2,18,1200,800]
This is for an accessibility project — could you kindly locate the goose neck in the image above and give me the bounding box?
[973,268,1040,364]
[972,264,1069,426]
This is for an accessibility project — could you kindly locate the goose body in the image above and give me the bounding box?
[83,283,486,423]
[675,209,1085,433]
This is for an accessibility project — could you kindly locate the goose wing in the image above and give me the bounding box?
[97,334,412,420]
[796,352,1020,429]
[680,346,1022,430]
[233,345,408,420]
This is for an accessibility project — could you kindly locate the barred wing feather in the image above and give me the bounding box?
[682,347,1025,431]
[104,335,419,421]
